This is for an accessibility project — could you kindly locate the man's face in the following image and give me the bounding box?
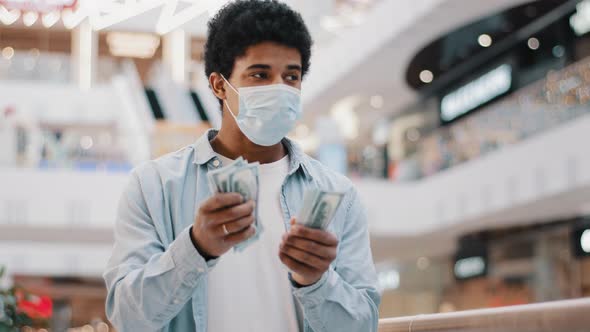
[223,41,303,113]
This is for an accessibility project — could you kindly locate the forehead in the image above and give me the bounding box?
[234,41,302,69]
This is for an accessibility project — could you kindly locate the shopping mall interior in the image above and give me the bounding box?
[1,0,590,331]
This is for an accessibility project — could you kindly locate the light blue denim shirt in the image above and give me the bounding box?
[104,129,380,332]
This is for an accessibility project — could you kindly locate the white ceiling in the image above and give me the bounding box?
[300,0,536,143]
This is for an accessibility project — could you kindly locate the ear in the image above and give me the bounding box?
[209,72,226,102]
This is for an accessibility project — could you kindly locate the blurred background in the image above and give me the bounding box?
[1,0,590,331]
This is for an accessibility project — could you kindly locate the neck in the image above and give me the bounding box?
[210,125,287,164]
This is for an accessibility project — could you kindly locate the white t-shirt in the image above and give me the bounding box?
[207,154,299,332]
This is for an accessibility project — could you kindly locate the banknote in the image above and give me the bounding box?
[298,189,345,230]
[207,157,262,252]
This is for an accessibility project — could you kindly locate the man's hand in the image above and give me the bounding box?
[191,193,256,258]
[279,218,339,286]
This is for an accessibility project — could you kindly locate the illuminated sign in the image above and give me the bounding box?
[582,230,590,253]
[573,224,590,258]
[441,64,512,123]
[377,269,400,291]
[0,0,77,12]
[454,256,486,280]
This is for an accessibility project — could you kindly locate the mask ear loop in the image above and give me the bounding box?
[220,74,240,118]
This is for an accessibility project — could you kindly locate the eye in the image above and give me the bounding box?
[286,74,300,82]
[252,72,268,79]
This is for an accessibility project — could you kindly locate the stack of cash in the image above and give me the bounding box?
[298,189,345,230]
[207,157,261,252]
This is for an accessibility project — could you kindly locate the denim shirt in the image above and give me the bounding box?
[103,129,380,332]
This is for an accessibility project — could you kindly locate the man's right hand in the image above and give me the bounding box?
[191,192,256,258]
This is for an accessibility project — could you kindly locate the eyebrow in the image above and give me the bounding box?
[245,64,302,71]
[287,64,302,72]
[246,64,272,70]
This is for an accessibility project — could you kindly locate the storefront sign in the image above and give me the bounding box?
[440,64,512,123]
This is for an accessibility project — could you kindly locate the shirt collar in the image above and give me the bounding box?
[192,129,313,180]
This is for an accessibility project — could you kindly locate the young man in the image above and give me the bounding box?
[104,1,380,331]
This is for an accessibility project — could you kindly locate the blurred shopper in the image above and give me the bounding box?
[103,1,380,331]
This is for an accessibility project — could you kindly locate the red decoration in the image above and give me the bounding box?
[15,290,53,320]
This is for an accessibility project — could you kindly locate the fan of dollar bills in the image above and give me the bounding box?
[207,157,262,252]
[298,189,345,230]
[206,156,346,251]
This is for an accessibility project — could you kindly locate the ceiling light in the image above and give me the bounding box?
[1,47,14,60]
[571,0,590,36]
[527,37,540,50]
[419,70,433,83]
[552,45,565,58]
[478,34,492,47]
[62,7,86,29]
[42,11,60,28]
[370,95,384,109]
[0,6,20,25]
[22,11,38,26]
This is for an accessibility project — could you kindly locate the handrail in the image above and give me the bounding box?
[378,298,590,332]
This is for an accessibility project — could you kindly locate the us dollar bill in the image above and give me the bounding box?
[298,189,345,230]
[229,163,262,252]
[206,157,262,252]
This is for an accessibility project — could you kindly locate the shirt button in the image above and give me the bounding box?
[212,159,220,167]
[173,298,181,304]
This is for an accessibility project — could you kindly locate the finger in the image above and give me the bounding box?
[224,224,256,245]
[209,200,255,226]
[280,244,330,270]
[282,234,336,260]
[279,251,318,275]
[289,225,339,246]
[218,214,255,236]
[200,193,244,213]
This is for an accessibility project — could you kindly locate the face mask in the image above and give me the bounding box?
[222,75,302,146]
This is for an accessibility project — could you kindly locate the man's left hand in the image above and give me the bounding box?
[279,218,338,286]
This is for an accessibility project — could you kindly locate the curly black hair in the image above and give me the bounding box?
[204,0,313,82]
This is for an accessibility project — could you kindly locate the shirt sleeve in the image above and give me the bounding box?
[103,171,218,331]
[291,188,381,332]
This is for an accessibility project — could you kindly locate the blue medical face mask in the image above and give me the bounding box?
[221,75,302,146]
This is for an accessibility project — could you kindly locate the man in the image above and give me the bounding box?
[103,1,380,331]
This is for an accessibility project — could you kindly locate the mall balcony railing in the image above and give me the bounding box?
[377,298,590,332]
